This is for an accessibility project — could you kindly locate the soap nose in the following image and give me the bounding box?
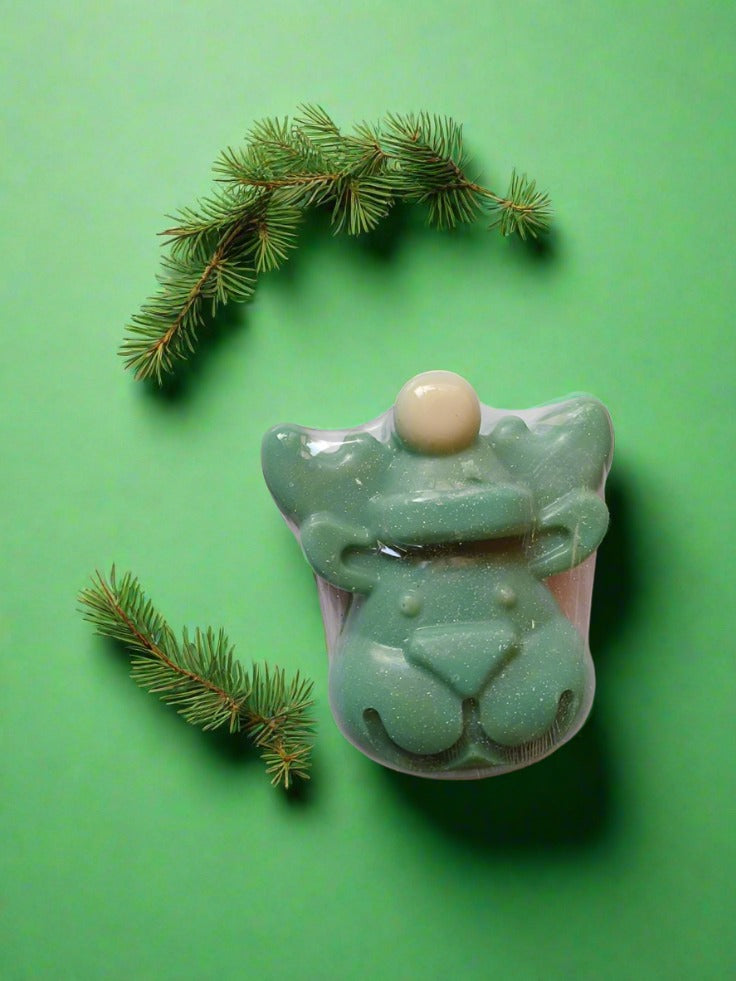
[393,370,481,455]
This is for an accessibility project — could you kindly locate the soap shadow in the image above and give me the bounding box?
[141,202,558,401]
[380,715,609,853]
[590,471,639,655]
[381,469,634,852]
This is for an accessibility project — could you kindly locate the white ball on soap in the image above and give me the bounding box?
[393,370,481,455]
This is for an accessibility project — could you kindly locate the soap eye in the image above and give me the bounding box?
[399,592,422,617]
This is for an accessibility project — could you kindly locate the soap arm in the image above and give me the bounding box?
[526,488,609,578]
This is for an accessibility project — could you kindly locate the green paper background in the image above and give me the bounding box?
[2,2,734,978]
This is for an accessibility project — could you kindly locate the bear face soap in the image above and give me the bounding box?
[262,371,613,779]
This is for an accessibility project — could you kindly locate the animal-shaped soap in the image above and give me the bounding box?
[262,371,613,778]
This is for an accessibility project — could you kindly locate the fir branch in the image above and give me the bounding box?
[79,568,315,789]
[123,106,552,382]
[121,234,256,382]
[293,104,347,167]
[382,112,483,228]
[243,195,302,273]
[343,121,392,176]
[486,170,553,240]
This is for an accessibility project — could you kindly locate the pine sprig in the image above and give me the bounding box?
[382,112,483,228]
[123,106,552,382]
[488,171,553,239]
[79,568,315,788]
[122,237,256,382]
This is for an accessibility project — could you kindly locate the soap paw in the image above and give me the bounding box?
[478,616,588,746]
[329,641,463,757]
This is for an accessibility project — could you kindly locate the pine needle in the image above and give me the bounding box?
[79,568,315,789]
[122,106,552,382]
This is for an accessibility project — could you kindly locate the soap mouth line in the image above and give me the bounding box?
[372,535,530,562]
[363,691,575,772]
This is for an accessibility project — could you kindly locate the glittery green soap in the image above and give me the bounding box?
[262,371,613,778]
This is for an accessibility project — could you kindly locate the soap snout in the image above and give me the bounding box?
[408,619,518,699]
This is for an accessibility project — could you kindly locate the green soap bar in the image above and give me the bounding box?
[262,371,613,779]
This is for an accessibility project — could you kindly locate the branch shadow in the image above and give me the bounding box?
[274,200,560,277]
[200,724,319,806]
[508,223,561,266]
[139,202,559,402]
[137,296,248,405]
[379,468,635,854]
[92,634,317,801]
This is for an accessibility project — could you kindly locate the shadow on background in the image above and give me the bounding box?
[138,296,247,404]
[93,632,316,802]
[508,223,560,265]
[202,723,318,806]
[381,469,635,852]
[138,203,559,402]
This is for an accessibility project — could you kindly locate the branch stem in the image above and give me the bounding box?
[142,218,252,377]
[234,173,341,189]
[95,573,243,717]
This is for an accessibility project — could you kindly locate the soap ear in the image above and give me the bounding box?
[261,424,313,523]
[526,489,609,579]
[491,396,613,507]
[261,424,388,527]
